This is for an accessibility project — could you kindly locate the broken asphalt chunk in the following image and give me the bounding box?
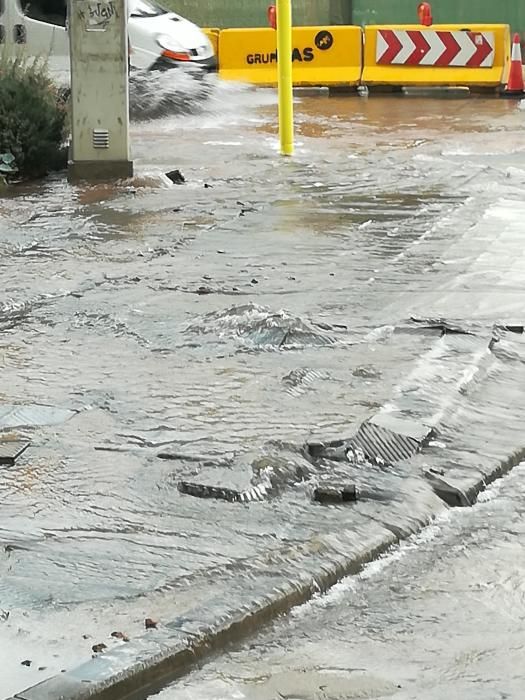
[493,323,524,334]
[307,439,349,462]
[178,480,242,502]
[312,483,357,504]
[0,441,30,466]
[424,470,471,507]
[409,316,476,335]
[110,631,130,641]
[350,418,431,464]
[177,477,272,503]
[165,169,185,184]
[0,404,76,430]
[307,416,433,466]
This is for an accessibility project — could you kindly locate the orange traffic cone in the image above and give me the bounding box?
[503,33,524,97]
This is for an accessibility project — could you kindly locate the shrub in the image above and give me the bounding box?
[0,53,67,180]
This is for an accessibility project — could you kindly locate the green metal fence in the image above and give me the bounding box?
[165,0,525,35]
[352,0,525,35]
[163,0,351,28]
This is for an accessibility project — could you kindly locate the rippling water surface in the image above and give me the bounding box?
[1,73,524,694]
[163,464,525,700]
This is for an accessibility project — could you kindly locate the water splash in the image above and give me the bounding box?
[184,303,337,350]
[129,68,215,121]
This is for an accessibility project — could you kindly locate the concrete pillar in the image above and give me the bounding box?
[68,0,133,182]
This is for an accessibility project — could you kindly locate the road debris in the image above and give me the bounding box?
[0,441,30,466]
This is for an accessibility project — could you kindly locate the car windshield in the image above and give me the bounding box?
[130,1,167,18]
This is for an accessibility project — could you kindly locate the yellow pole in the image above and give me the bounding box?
[276,0,294,156]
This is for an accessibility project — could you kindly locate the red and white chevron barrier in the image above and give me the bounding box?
[376,29,495,68]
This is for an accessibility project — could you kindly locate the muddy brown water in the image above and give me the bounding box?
[0,73,524,695]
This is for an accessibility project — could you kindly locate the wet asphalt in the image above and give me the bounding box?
[162,463,525,700]
[1,73,525,695]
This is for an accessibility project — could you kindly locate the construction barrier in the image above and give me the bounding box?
[361,24,511,88]
[203,28,220,58]
[218,26,363,86]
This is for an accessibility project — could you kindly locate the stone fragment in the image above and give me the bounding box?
[165,169,185,185]
[111,631,130,641]
[313,483,357,504]
[0,441,30,466]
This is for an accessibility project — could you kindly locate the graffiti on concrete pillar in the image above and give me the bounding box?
[77,1,120,31]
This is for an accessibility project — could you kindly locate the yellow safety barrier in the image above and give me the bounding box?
[362,24,511,88]
[203,28,220,58]
[218,26,363,86]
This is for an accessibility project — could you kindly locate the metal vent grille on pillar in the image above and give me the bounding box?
[92,129,110,149]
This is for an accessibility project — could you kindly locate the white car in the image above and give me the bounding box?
[128,1,216,72]
[1,0,217,74]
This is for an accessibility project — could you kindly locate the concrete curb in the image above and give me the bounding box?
[9,329,525,700]
[9,448,525,700]
[10,529,398,700]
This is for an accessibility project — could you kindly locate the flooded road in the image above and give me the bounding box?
[1,73,524,695]
[163,463,525,700]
